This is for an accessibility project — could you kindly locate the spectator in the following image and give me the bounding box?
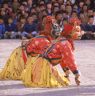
[73,4,78,13]
[12,0,20,13]
[55,11,64,31]
[0,0,3,4]
[62,11,68,19]
[58,0,64,4]
[39,0,45,5]
[53,2,60,7]
[46,2,52,16]
[4,17,17,39]
[65,0,72,5]
[19,4,26,15]
[85,0,94,9]
[0,0,95,40]
[22,16,38,39]
[87,9,93,17]
[31,13,38,24]
[83,4,88,13]
[81,16,95,39]
[35,6,40,13]
[78,1,84,14]
[39,4,46,11]
[79,12,87,24]
[71,11,78,18]
[93,10,95,25]
[82,4,88,23]
[27,0,33,12]
[16,16,26,38]
[0,17,5,39]
[65,5,72,18]
[30,7,37,13]
[53,6,60,15]
[60,4,66,11]
[0,7,10,24]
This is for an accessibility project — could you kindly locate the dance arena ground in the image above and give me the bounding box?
[0,40,95,96]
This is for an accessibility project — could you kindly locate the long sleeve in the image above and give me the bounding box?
[60,41,79,74]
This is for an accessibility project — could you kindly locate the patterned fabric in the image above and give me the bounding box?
[0,47,25,80]
[61,17,82,40]
[26,36,50,54]
[21,57,69,87]
[69,18,81,25]
[44,38,78,73]
[62,24,82,40]
[46,40,63,59]
[20,16,80,87]
[60,41,78,73]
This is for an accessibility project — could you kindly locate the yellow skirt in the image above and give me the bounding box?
[21,55,40,84]
[0,47,25,80]
[21,57,69,88]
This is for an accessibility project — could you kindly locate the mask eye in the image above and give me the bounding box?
[53,23,58,28]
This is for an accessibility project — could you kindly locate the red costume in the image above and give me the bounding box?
[21,16,82,86]
[42,37,78,74]
[62,17,82,51]
[26,36,50,55]
[40,16,82,75]
[25,16,82,75]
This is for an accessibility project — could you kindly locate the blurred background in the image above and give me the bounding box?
[0,0,95,40]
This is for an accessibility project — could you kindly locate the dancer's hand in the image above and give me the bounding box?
[75,74,80,86]
[64,70,70,81]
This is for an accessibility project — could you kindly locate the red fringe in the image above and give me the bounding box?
[22,49,27,64]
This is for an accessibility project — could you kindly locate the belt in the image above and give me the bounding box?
[45,57,61,66]
[39,54,61,60]
[26,51,39,56]
[45,57,62,60]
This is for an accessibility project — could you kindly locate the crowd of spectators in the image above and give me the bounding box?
[0,0,95,39]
